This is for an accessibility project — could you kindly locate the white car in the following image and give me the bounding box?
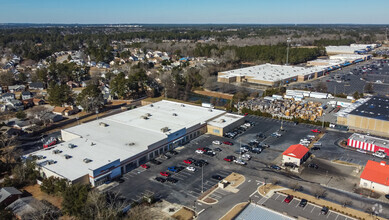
[234,159,247,165]
[212,140,221,145]
[186,166,196,172]
[241,154,251,161]
[195,150,204,154]
[373,151,386,159]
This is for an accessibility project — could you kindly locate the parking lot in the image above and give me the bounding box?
[289,59,389,96]
[263,193,354,220]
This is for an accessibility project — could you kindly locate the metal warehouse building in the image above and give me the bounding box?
[217,63,327,86]
[337,96,389,137]
[25,100,243,187]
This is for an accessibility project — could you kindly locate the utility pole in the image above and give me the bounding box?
[286,38,291,66]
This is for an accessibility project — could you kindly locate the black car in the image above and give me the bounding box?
[299,199,308,207]
[385,194,389,200]
[187,158,196,163]
[311,146,321,150]
[168,150,178,155]
[194,162,203,167]
[204,151,215,157]
[212,175,223,180]
[321,206,329,215]
[166,177,178,183]
[251,149,261,154]
[214,148,222,152]
[284,162,297,168]
[150,159,162,165]
[155,177,166,183]
[270,165,281,170]
[308,163,319,169]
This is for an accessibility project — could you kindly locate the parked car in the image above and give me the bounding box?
[214,148,222,152]
[234,159,247,165]
[373,151,386,159]
[168,166,179,172]
[212,175,223,180]
[212,140,221,145]
[183,160,192,164]
[241,154,251,161]
[150,159,161,165]
[311,146,321,150]
[224,155,236,162]
[284,162,297,168]
[299,199,308,207]
[321,206,329,215]
[308,163,319,169]
[166,177,178,183]
[160,154,171,159]
[155,177,166,183]
[186,166,196,172]
[168,150,178,155]
[140,164,150,169]
[197,159,209,166]
[204,151,216,156]
[223,141,233,145]
[195,149,205,154]
[284,195,294,203]
[311,129,321,133]
[160,172,170,177]
[270,165,281,170]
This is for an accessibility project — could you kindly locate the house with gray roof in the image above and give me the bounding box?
[0,187,22,206]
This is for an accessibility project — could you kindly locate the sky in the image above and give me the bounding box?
[0,0,388,24]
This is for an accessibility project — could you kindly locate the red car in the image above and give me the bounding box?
[311,129,321,133]
[223,141,233,145]
[160,172,170,177]
[223,158,232,162]
[183,160,192,164]
[197,148,206,152]
[244,113,249,116]
[284,195,294,203]
[140,164,149,169]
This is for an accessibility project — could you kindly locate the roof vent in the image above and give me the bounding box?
[219,119,226,123]
[181,104,185,107]
[146,113,152,117]
[64,154,72,159]
[150,104,154,107]
[68,143,76,149]
[161,127,169,132]
[380,161,386,166]
[53,149,62,154]
[127,142,135,146]
[83,158,92,163]
[99,122,108,127]
[208,109,213,112]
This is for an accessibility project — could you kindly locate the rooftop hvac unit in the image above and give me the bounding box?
[146,113,152,117]
[161,127,169,132]
[208,109,213,112]
[141,115,149,120]
[99,122,108,127]
[172,113,177,116]
[83,158,92,163]
[68,143,76,149]
[128,142,135,146]
[150,104,154,107]
[35,155,45,160]
[181,104,185,107]
[64,154,71,159]
[47,160,56,165]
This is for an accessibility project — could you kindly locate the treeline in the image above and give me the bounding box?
[194,44,326,64]
[313,38,356,46]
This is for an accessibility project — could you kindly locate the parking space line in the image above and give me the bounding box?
[335,214,339,220]
[327,212,331,219]
[275,194,280,200]
[311,206,315,213]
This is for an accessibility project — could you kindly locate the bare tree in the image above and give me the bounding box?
[27,106,50,119]
[342,200,352,207]
[84,190,128,220]
[125,205,162,220]
[24,199,61,220]
[313,187,327,199]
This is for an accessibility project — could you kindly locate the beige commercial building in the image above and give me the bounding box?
[337,97,389,137]
[218,64,326,87]
[207,113,245,137]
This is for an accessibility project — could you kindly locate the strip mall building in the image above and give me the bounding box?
[26,100,244,187]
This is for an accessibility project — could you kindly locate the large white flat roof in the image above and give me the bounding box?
[207,113,244,128]
[325,46,366,53]
[219,64,326,82]
[28,100,226,181]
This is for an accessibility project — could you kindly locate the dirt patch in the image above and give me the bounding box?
[193,90,233,100]
[203,197,217,204]
[258,184,284,196]
[354,188,381,199]
[23,184,63,209]
[198,184,218,201]
[220,202,249,220]
[171,207,195,220]
[332,159,359,167]
[224,172,245,188]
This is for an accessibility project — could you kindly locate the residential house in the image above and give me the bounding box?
[29,82,44,90]
[22,99,34,109]
[14,119,36,130]
[0,126,23,136]
[7,197,52,220]
[53,106,79,116]
[0,104,8,112]
[360,160,389,194]
[8,85,26,92]
[7,99,24,111]
[0,85,3,94]
[40,112,63,123]
[21,91,33,100]
[282,144,310,166]
[0,187,22,206]
[33,98,45,106]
